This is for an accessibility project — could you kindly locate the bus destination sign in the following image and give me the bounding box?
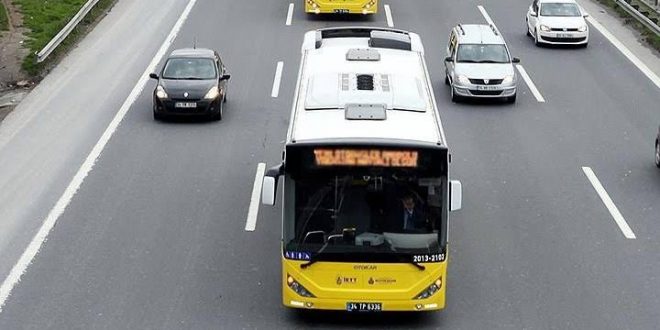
[313,149,419,167]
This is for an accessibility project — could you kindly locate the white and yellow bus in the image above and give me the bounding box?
[304,0,378,15]
[262,27,462,312]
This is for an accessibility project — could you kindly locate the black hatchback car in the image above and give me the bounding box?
[150,48,230,120]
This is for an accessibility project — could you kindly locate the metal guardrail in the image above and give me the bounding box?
[36,0,101,63]
[616,0,660,37]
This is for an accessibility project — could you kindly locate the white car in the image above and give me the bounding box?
[526,0,589,47]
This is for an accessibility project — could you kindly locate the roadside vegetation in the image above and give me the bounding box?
[0,2,8,31]
[14,0,116,75]
[595,0,660,52]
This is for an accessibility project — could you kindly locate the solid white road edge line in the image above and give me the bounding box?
[582,167,636,239]
[271,61,284,98]
[384,5,394,28]
[585,16,660,89]
[286,3,294,26]
[0,0,200,313]
[477,5,495,26]
[516,65,546,103]
[245,163,266,232]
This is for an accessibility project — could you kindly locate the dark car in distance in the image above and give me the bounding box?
[150,48,230,120]
[656,126,660,168]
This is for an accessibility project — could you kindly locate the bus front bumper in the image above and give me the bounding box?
[283,292,445,312]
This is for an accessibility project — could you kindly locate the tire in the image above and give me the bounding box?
[450,85,461,103]
[526,20,531,36]
[153,105,164,121]
[223,92,227,103]
[212,102,223,121]
[444,75,449,85]
[655,141,660,168]
[506,94,517,104]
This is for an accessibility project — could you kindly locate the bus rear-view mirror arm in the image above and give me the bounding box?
[450,180,462,211]
[262,164,284,206]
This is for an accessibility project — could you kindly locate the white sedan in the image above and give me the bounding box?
[526,0,589,47]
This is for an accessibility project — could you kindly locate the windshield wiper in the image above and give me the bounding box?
[476,60,503,63]
[300,240,331,269]
[410,261,426,271]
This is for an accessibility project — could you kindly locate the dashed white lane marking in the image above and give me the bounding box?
[384,4,394,28]
[245,163,266,232]
[582,167,636,239]
[286,3,294,26]
[585,16,660,89]
[516,65,546,103]
[271,61,284,98]
[478,6,546,103]
[0,0,200,313]
[477,5,495,26]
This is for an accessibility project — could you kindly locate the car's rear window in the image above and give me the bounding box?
[162,58,217,80]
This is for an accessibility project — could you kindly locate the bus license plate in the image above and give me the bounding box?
[347,302,382,312]
[334,9,349,14]
[175,102,197,108]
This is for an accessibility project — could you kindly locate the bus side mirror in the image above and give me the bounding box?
[449,180,462,211]
[262,164,283,206]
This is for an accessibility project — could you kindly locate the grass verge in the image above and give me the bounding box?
[14,0,117,76]
[0,2,8,31]
[594,0,660,52]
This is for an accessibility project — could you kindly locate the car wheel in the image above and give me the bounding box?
[213,103,223,121]
[223,92,227,103]
[444,75,449,85]
[450,85,461,103]
[655,141,660,168]
[507,94,517,104]
[526,20,531,36]
[153,105,163,121]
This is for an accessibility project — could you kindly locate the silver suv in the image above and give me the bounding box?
[444,24,520,103]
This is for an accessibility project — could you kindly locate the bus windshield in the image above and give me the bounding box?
[284,171,446,263]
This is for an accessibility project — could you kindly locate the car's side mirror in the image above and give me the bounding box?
[262,164,283,206]
[449,180,462,211]
[444,56,453,62]
[149,73,159,80]
[220,74,231,81]
[530,11,537,17]
[512,57,521,63]
[583,13,589,18]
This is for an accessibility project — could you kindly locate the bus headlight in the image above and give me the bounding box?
[287,275,316,298]
[204,86,220,100]
[306,0,318,8]
[155,85,168,99]
[414,277,442,300]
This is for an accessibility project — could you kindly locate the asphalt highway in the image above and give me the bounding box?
[0,0,659,328]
